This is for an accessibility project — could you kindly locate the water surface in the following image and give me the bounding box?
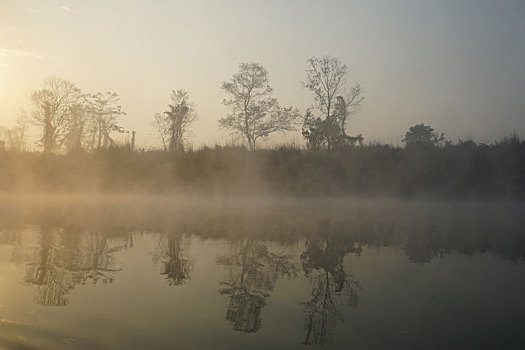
[0,195,524,349]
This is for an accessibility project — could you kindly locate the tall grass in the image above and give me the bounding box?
[0,136,523,198]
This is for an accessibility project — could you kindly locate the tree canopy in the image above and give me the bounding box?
[403,123,445,148]
[302,56,364,150]
[152,90,198,152]
[219,62,299,150]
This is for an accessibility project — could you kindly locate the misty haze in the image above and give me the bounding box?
[1,1,525,349]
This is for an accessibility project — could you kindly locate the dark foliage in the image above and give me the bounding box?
[0,136,524,199]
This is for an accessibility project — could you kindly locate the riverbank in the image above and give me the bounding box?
[1,139,524,198]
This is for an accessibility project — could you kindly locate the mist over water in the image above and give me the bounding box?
[2,1,525,348]
[0,195,524,349]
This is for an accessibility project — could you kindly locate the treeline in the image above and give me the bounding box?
[0,55,523,198]
[0,136,523,198]
[0,55,364,153]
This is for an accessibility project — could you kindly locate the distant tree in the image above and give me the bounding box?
[302,56,364,150]
[30,76,82,153]
[151,90,197,152]
[402,123,445,148]
[0,112,29,152]
[64,101,90,153]
[301,110,340,150]
[164,90,198,152]
[85,92,126,150]
[151,113,170,151]
[219,62,300,150]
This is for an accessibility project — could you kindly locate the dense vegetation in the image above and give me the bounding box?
[1,136,523,199]
[1,56,523,199]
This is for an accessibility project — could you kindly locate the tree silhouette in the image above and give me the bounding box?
[302,56,364,150]
[64,102,90,153]
[152,90,197,152]
[0,113,29,152]
[30,76,82,153]
[85,92,126,150]
[402,123,445,148]
[219,62,299,149]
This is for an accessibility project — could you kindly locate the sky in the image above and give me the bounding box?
[1,0,524,148]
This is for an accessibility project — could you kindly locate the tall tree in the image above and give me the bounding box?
[219,62,299,150]
[165,90,197,152]
[302,56,364,150]
[30,76,82,153]
[86,92,126,150]
[64,101,90,153]
[152,90,197,152]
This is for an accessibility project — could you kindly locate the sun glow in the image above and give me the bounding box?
[0,65,14,125]
[0,65,7,101]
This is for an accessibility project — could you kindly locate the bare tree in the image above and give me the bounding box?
[219,62,299,150]
[85,92,126,150]
[0,112,29,152]
[30,76,82,153]
[302,56,364,150]
[151,113,170,151]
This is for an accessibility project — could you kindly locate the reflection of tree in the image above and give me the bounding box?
[300,236,361,346]
[152,233,192,286]
[22,225,127,307]
[24,225,71,306]
[217,241,297,333]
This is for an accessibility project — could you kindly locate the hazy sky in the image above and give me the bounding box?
[1,0,524,148]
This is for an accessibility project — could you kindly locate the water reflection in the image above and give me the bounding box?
[301,234,361,346]
[0,196,524,348]
[217,240,297,332]
[153,233,192,286]
[9,223,130,306]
